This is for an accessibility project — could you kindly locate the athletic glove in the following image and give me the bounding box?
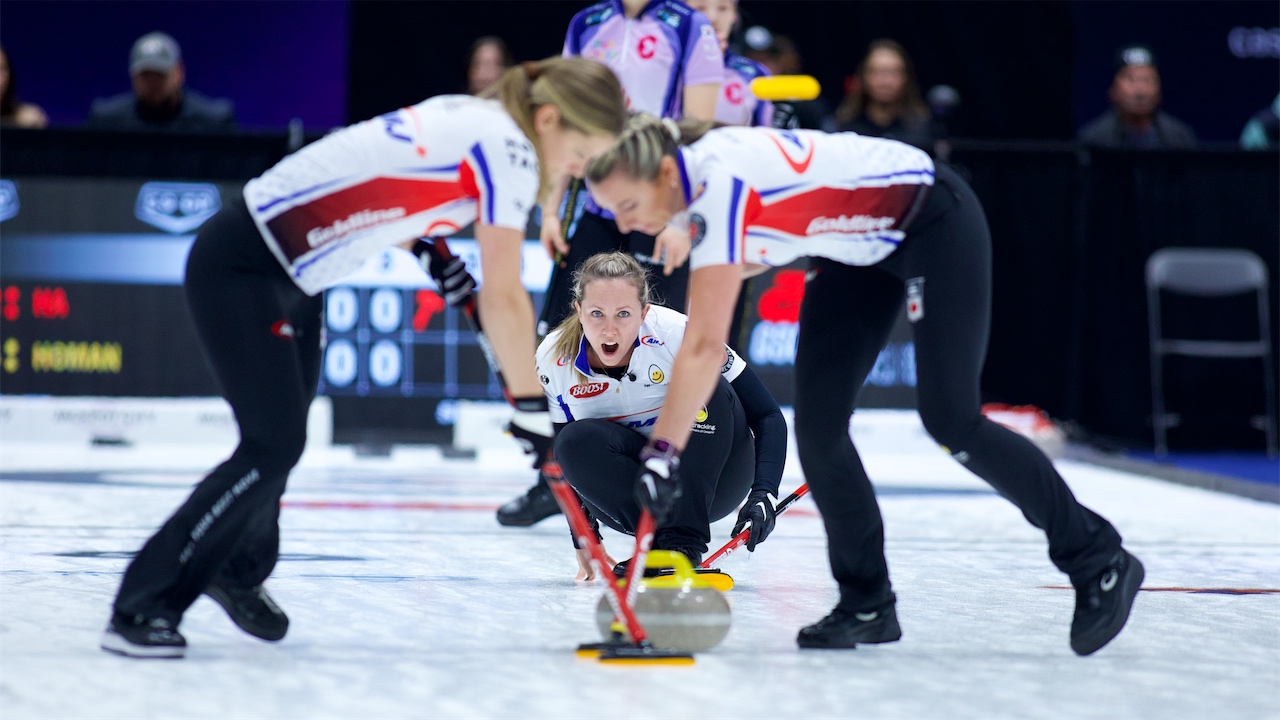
[731,490,777,551]
[770,102,800,130]
[506,400,554,470]
[414,239,476,307]
[634,439,682,524]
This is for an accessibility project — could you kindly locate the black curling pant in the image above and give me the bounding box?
[555,376,753,553]
[793,165,1123,612]
[539,209,690,331]
[114,196,322,624]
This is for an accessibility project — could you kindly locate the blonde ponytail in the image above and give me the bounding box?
[585,112,714,184]
[488,56,627,198]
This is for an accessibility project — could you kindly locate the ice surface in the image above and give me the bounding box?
[2,412,1278,719]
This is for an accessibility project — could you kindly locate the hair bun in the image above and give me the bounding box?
[521,61,543,81]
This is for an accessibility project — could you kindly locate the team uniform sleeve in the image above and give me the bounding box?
[729,364,786,497]
[536,338,570,424]
[469,130,539,232]
[682,12,725,87]
[686,173,755,271]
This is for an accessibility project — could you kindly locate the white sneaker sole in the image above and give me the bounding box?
[100,630,186,659]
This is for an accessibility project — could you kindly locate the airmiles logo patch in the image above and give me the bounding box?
[570,381,608,399]
[640,335,664,347]
[689,213,706,249]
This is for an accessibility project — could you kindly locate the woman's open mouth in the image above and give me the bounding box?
[601,342,620,358]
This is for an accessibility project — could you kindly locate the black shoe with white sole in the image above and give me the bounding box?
[204,581,289,642]
[1070,549,1144,656]
[100,613,186,659]
[797,599,902,649]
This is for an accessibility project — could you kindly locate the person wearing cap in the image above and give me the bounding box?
[87,31,236,132]
[1078,45,1195,149]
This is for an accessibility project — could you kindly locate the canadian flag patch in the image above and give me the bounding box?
[906,277,925,323]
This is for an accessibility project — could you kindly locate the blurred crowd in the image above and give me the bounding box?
[2,26,1277,151]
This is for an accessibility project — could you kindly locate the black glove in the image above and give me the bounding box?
[770,102,800,130]
[506,412,554,470]
[731,490,776,551]
[414,240,475,307]
[634,440,682,524]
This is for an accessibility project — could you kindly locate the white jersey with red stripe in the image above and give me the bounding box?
[536,304,745,435]
[676,127,936,270]
[244,95,538,295]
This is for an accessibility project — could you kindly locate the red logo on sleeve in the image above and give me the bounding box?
[725,82,743,105]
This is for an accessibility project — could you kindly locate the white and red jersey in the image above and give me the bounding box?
[536,305,745,435]
[714,52,773,127]
[674,127,935,270]
[244,95,538,295]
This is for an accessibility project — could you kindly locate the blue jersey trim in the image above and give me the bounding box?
[255,175,351,214]
[468,143,496,225]
[727,177,744,263]
[556,394,575,422]
[676,149,692,206]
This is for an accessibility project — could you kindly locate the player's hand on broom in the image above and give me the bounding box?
[575,546,618,582]
[506,418,555,470]
[634,440,682,523]
[652,225,690,276]
[731,489,777,551]
[539,208,568,262]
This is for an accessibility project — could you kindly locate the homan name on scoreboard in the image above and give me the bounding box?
[29,341,123,373]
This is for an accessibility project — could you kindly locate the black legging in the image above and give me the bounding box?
[555,376,753,553]
[114,195,322,624]
[794,165,1124,612]
[539,208,690,331]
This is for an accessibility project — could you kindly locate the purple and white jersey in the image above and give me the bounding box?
[563,0,723,119]
[565,0,724,220]
[715,52,773,127]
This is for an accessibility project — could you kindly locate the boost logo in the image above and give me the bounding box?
[570,381,608,399]
[135,182,221,234]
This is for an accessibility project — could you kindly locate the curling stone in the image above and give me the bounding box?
[595,550,731,652]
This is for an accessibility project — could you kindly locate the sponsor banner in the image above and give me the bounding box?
[0,395,331,447]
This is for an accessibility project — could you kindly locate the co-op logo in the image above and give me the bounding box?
[0,180,18,222]
[135,182,221,234]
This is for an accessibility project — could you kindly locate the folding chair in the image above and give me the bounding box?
[1146,248,1277,458]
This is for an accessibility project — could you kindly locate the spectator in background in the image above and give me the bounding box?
[0,46,49,128]
[465,36,514,96]
[1240,94,1279,150]
[830,39,935,152]
[741,26,828,130]
[87,32,236,132]
[1078,46,1194,149]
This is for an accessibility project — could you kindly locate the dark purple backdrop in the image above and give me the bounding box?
[1,0,348,129]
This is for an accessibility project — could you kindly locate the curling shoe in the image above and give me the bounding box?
[1070,549,1144,656]
[797,599,902,649]
[205,581,289,642]
[496,479,562,527]
[100,612,186,659]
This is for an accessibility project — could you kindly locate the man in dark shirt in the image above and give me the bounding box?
[87,32,236,132]
[1078,46,1195,149]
